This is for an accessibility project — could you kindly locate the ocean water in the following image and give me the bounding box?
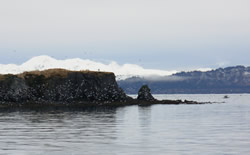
[0,94,250,155]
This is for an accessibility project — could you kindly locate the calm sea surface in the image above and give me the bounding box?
[0,94,250,155]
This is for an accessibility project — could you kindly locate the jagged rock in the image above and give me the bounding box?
[137,85,155,101]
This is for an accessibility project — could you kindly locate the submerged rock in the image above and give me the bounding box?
[137,85,155,101]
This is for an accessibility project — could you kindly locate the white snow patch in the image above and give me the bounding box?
[244,72,250,76]
[0,55,177,80]
[0,55,212,80]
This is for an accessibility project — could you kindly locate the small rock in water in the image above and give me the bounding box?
[137,85,155,101]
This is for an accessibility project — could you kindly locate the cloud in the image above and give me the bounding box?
[141,75,189,82]
[216,61,230,67]
[0,0,250,69]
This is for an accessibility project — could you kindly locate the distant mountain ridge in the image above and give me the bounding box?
[118,66,250,94]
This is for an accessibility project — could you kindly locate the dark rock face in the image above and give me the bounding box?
[0,69,129,103]
[137,85,155,101]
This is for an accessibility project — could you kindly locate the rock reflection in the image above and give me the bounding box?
[138,106,152,128]
[0,107,119,154]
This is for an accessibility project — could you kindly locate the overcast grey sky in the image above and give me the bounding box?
[0,0,250,70]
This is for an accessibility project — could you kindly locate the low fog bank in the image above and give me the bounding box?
[121,75,189,82]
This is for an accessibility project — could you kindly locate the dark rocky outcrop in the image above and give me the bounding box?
[135,85,203,106]
[0,69,130,104]
[137,85,155,101]
[0,69,207,109]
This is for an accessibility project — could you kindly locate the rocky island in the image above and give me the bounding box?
[0,69,202,109]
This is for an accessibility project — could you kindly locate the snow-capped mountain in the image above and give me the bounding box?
[0,55,178,80]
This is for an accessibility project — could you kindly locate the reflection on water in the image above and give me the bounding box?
[0,94,250,155]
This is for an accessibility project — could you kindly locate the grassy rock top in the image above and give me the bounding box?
[0,69,114,80]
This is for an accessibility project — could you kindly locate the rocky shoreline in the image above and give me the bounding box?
[0,69,206,109]
[0,99,205,111]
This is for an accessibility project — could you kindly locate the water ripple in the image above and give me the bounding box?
[0,94,250,154]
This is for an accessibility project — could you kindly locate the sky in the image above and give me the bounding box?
[0,0,250,71]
